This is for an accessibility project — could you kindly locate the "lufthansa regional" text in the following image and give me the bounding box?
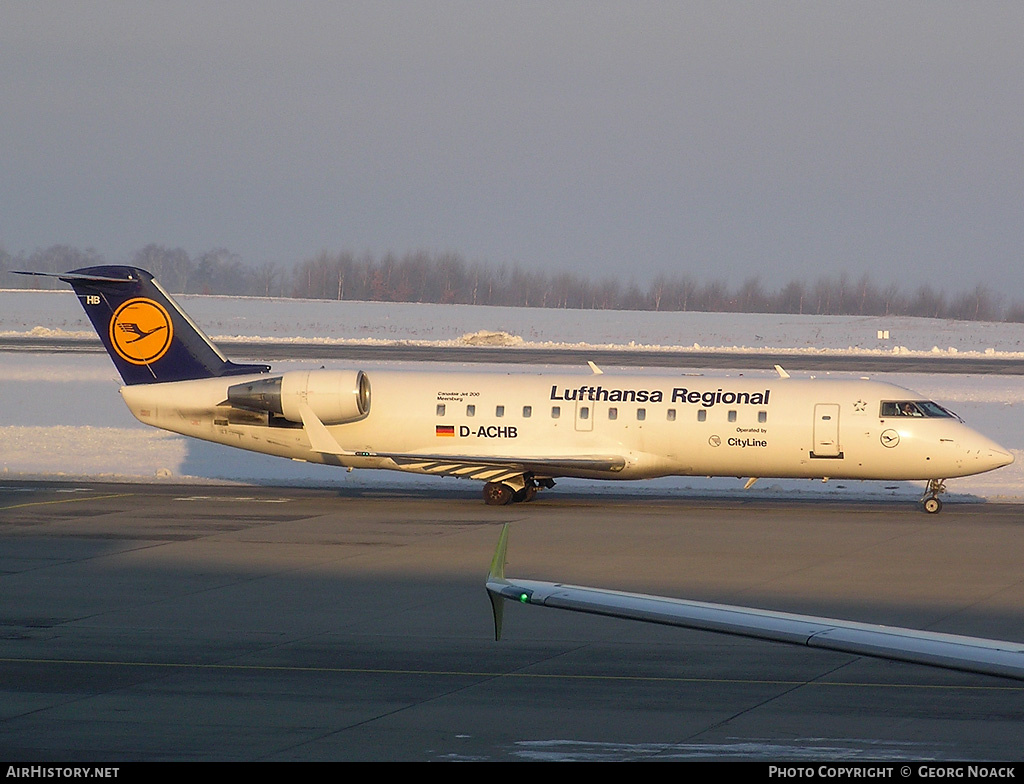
[549,386,770,407]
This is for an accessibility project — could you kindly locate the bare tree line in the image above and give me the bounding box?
[4,243,1023,323]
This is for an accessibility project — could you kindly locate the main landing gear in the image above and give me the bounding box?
[482,476,553,506]
[920,479,947,514]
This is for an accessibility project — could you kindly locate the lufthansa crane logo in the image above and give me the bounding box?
[109,298,173,365]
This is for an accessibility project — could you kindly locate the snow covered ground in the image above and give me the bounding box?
[7,288,1024,355]
[1,289,1021,503]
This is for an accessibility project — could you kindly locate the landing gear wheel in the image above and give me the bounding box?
[483,482,514,506]
[920,479,947,514]
[513,485,538,503]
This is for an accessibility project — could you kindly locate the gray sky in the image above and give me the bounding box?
[2,2,1023,296]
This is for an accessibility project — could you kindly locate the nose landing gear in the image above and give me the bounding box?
[920,479,947,514]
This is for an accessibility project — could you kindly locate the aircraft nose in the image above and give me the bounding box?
[990,448,1015,469]
[969,435,1015,473]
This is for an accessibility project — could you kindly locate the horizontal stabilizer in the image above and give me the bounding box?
[14,269,138,284]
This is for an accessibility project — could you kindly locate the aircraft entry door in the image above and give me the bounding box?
[811,403,843,458]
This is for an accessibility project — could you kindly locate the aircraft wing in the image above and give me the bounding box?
[297,401,625,481]
[485,525,1024,682]
[383,453,625,482]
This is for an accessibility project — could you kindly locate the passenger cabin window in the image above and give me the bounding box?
[496,405,504,417]
[728,410,737,423]
[436,404,446,416]
[697,410,707,422]
[636,408,646,421]
[667,409,676,421]
[608,407,618,420]
[523,406,532,418]
[466,404,475,417]
[880,401,953,418]
[551,406,561,419]
[758,411,767,423]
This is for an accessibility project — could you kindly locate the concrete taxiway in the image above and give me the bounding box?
[1,481,1023,761]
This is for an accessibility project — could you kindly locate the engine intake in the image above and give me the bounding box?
[227,370,370,425]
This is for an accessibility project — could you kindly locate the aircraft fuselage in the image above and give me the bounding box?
[120,370,1011,483]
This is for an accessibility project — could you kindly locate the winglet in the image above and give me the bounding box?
[774,364,790,379]
[587,361,604,375]
[297,402,355,456]
[488,523,510,583]
[486,524,512,640]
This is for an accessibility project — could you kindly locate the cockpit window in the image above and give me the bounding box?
[918,401,956,418]
[880,401,954,418]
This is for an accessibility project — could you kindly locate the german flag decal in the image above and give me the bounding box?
[436,425,455,437]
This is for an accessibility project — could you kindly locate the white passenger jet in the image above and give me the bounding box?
[20,266,1013,511]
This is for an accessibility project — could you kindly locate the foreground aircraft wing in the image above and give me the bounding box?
[485,525,1024,682]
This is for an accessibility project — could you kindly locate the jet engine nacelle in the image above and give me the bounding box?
[227,370,371,425]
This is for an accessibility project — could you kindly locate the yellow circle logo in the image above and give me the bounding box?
[109,298,173,365]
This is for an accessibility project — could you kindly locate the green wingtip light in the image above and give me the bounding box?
[519,593,529,603]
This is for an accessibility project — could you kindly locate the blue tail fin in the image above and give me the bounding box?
[16,265,270,385]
